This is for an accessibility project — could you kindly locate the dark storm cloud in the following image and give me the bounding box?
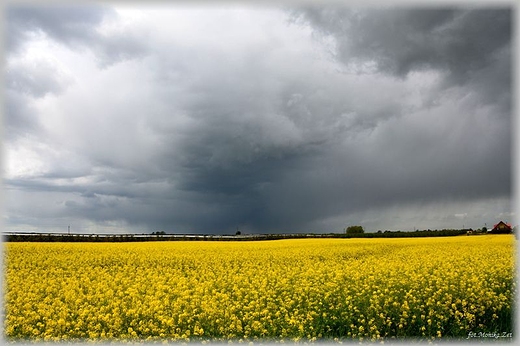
[136,39,399,231]
[3,5,514,234]
[145,6,510,231]
[291,6,512,191]
[296,8,510,81]
[295,7,512,110]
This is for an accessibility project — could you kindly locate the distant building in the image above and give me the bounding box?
[490,221,513,234]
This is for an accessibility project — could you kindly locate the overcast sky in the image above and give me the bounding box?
[2,2,516,234]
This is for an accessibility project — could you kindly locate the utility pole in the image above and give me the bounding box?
[68,225,70,234]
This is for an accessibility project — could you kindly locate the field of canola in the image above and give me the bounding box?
[3,235,515,342]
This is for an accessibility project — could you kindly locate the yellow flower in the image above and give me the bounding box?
[3,236,514,342]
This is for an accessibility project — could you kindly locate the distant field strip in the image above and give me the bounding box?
[3,235,515,342]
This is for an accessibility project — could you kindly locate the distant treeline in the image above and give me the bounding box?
[339,229,468,238]
[3,234,245,243]
[3,233,316,243]
[3,229,473,242]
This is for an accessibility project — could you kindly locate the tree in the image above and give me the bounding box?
[345,225,364,234]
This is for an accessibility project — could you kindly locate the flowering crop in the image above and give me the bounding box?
[3,235,515,342]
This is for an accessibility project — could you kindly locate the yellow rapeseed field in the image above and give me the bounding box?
[3,235,515,342]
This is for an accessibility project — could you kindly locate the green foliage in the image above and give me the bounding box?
[345,225,364,234]
[152,231,166,235]
[341,229,467,238]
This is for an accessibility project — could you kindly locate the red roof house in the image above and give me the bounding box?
[490,221,513,234]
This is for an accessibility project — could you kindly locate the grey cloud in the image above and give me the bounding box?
[4,90,49,143]
[296,8,511,81]
[6,57,73,97]
[93,33,150,68]
[6,5,150,66]
[5,57,76,146]
[89,30,511,232]
[7,5,110,51]
[3,6,514,234]
[295,7,512,119]
[5,5,152,146]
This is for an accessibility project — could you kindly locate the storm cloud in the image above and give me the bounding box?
[3,3,515,234]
